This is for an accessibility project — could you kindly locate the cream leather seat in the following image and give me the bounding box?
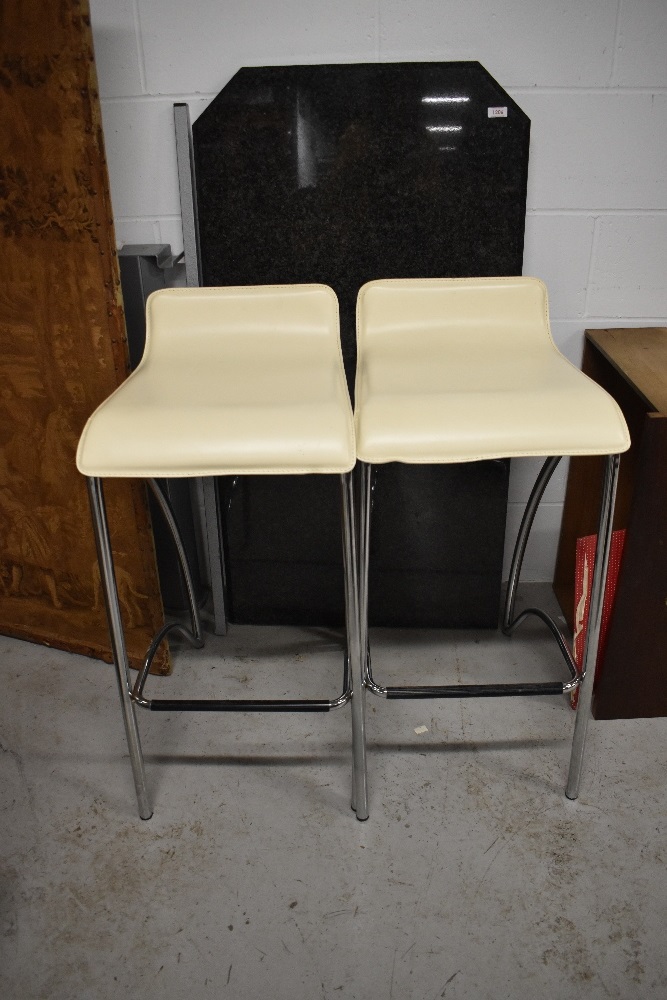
[77,285,365,820]
[351,276,630,820]
[78,286,356,478]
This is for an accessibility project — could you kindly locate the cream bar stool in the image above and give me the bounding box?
[77,285,365,819]
[352,276,630,820]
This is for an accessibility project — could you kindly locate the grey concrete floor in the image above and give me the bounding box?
[1,586,666,1000]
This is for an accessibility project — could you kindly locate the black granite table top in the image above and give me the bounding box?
[194,61,530,380]
[191,62,529,627]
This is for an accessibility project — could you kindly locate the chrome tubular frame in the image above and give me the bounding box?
[503,456,561,628]
[342,471,368,820]
[356,454,622,802]
[360,456,580,699]
[87,477,152,820]
[359,459,571,700]
[88,473,360,818]
[566,453,620,799]
[502,456,578,686]
[358,462,384,695]
[132,478,205,706]
[136,474,354,713]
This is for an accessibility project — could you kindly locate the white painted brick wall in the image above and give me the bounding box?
[138,0,380,92]
[89,0,667,582]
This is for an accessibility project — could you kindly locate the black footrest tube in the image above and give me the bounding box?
[147,698,332,712]
[385,682,565,699]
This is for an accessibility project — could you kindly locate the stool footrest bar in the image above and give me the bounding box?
[385,682,565,699]
[503,607,577,678]
[145,698,334,712]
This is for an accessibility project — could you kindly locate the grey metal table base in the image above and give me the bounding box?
[173,102,228,637]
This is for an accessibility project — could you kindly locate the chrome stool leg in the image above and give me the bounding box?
[87,477,152,820]
[342,471,368,820]
[566,453,621,799]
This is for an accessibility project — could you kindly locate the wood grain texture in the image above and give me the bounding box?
[553,335,647,631]
[585,328,667,415]
[0,0,168,672]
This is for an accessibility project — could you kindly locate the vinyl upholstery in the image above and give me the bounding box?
[354,277,631,464]
[77,285,355,477]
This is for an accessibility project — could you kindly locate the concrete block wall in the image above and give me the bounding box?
[90,0,667,583]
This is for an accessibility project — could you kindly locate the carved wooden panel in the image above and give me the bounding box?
[0,0,168,672]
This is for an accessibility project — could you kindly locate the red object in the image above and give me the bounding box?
[570,530,626,708]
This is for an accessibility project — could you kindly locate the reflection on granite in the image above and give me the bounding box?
[194,63,529,627]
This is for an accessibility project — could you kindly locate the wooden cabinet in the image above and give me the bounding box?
[554,328,667,719]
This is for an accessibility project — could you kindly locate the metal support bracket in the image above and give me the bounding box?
[173,101,228,635]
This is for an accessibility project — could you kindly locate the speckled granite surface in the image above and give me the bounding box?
[193,62,529,626]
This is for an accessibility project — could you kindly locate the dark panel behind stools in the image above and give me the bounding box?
[194,62,529,627]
